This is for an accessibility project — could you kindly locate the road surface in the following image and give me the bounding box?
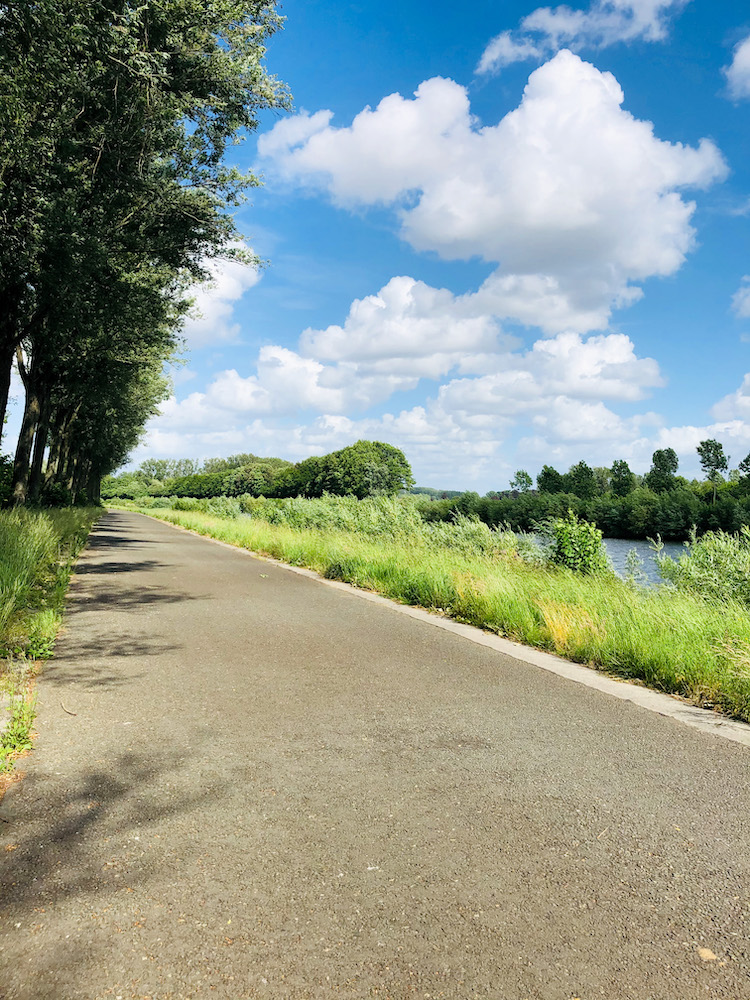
[1,510,748,999]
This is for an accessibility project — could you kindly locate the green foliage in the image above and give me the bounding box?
[537,464,566,493]
[0,694,37,773]
[657,527,750,607]
[545,510,611,575]
[134,503,750,723]
[565,461,598,499]
[610,459,635,497]
[0,507,99,658]
[697,438,729,503]
[275,440,414,499]
[1,0,290,504]
[510,469,533,492]
[645,448,679,493]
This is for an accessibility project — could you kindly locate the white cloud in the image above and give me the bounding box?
[725,34,750,101]
[299,275,512,374]
[732,277,750,318]
[258,52,726,335]
[182,250,261,348]
[145,293,665,488]
[477,0,689,74]
[712,373,750,422]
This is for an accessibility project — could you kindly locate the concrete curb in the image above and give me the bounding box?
[124,511,750,750]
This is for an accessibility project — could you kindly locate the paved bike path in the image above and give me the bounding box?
[0,510,748,999]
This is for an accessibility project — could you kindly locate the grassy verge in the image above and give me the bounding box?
[121,504,750,724]
[0,507,100,774]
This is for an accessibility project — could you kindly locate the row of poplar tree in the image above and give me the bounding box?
[0,1,288,505]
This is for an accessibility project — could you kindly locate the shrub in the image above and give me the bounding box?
[657,526,750,607]
[545,510,611,575]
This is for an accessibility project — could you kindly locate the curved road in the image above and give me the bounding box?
[1,510,748,999]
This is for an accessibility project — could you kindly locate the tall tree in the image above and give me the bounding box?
[697,439,728,504]
[537,465,565,493]
[610,459,636,497]
[565,460,597,499]
[1,0,289,502]
[645,448,679,493]
[510,469,533,492]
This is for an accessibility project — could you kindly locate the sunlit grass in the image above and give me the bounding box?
[124,504,750,723]
[0,507,100,691]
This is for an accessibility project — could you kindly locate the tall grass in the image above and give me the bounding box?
[0,511,58,635]
[122,499,750,723]
[0,507,100,667]
[657,526,750,607]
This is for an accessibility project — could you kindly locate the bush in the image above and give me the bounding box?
[40,481,72,507]
[545,510,611,575]
[657,527,750,607]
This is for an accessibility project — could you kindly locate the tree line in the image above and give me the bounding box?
[0,1,288,506]
[103,440,415,501]
[422,440,750,540]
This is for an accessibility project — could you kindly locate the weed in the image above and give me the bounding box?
[0,693,36,773]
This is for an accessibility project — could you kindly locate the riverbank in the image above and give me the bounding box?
[116,501,750,723]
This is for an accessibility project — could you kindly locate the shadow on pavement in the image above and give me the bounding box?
[65,583,207,613]
[0,741,224,998]
[75,559,170,575]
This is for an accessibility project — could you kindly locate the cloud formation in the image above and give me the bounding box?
[732,277,750,318]
[477,0,689,74]
[182,251,261,348]
[259,51,726,335]
[724,34,750,100]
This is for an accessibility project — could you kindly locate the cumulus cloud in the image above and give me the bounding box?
[258,52,726,335]
[732,277,750,318]
[299,275,513,375]
[712,373,750,422]
[725,34,750,101]
[477,0,689,74]
[148,295,665,484]
[182,250,261,348]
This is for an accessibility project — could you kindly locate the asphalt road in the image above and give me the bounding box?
[1,510,748,1000]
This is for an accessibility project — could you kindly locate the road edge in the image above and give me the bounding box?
[119,510,750,750]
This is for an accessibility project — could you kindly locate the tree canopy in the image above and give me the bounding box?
[0,0,289,504]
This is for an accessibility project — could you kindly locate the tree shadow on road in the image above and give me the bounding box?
[0,739,227,999]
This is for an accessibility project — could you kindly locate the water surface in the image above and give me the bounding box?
[602,537,685,585]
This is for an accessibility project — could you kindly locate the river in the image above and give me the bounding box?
[602,537,685,585]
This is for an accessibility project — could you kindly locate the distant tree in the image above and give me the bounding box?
[739,452,750,479]
[593,466,611,495]
[645,448,679,493]
[275,440,413,499]
[697,439,728,504]
[537,465,565,493]
[510,469,533,492]
[610,459,636,497]
[565,461,597,499]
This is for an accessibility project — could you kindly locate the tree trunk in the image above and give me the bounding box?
[9,349,41,506]
[0,340,15,444]
[71,456,91,504]
[27,396,51,503]
[86,467,101,505]
[44,409,65,484]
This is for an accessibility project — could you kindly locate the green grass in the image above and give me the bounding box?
[0,692,36,773]
[120,503,750,724]
[0,507,100,690]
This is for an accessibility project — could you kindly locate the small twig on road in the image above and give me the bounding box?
[60,702,77,716]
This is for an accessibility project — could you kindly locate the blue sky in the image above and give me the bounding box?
[134,1,750,489]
